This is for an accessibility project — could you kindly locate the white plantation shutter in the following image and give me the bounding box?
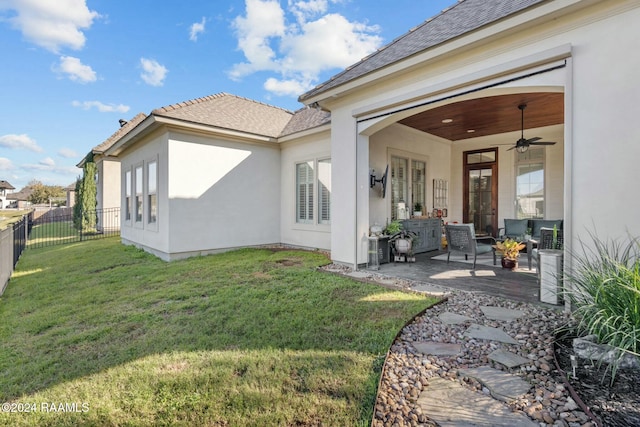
[296,162,314,223]
[391,157,408,220]
[318,159,331,224]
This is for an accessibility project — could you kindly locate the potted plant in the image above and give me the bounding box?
[493,238,525,270]
[413,202,423,217]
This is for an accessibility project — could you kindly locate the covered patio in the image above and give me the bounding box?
[369,250,543,305]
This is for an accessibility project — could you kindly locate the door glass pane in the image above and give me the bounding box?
[391,156,408,220]
[468,168,492,235]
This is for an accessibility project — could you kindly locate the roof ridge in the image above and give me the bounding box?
[152,92,294,115]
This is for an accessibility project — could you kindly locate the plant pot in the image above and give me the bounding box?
[501,257,518,270]
[413,211,422,217]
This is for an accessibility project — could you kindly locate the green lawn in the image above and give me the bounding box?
[0,238,438,426]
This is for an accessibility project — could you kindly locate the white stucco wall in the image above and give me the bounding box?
[99,157,121,209]
[119,130,170,257]
[321,0,640,265]
[165,131,281,259]
[369,124,451,227]
[280,130,332,250]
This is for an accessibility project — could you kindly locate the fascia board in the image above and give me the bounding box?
[155,116,278,145]
[301,0,594,106]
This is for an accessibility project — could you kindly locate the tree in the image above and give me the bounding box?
[74,159,98,231]
[27,180,65,205]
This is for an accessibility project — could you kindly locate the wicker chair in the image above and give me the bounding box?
[531,227,563,268]
[444,224,496,269]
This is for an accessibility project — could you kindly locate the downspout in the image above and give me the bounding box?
[354,118,359,271]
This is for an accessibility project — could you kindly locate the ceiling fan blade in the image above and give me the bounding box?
[525,136,542,143]
[529,141,556,146]
[506,146,516,151]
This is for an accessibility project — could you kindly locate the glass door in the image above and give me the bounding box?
[463,149,498,236]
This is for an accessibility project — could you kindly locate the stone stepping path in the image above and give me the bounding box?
[417,377,537,427]
[464,324,518,344]
[416,307,537,425]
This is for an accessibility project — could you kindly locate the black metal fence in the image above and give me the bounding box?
[1,208,120,294]
[27,207,120,249]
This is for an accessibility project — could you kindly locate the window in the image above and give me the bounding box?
[516,148,544,219]
[295,158,331,225]
[318,159,331,224]
[296,161,314,223]
[147,161,157,224]
[135,165,143,222]
[391,155,426,220]
[125,170,132,221]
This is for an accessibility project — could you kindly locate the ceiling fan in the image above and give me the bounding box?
[506,104,556,153]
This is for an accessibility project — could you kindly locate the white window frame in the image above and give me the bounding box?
[134,164,143,226]
[124,169,132,224]
[295,158,331,227]
[389,150,428,220]
[515,147,545,219]
[146,159,158,229]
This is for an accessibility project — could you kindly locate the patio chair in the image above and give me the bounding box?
[498,218,529,241]
[444,224,497,269]
[530,227,563,267]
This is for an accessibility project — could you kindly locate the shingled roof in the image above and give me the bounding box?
[280,107,331,137]
[152,93,295,139]
[93,112,147,153]
[0,180,15,191]
[299,0,546,102]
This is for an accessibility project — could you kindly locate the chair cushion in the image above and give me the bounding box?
[476,243,494,255]
[531,219,563,239]
[503,219,528,239]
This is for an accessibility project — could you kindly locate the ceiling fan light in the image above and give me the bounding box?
[516,145,528,153]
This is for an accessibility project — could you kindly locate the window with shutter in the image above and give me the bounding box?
[318,159,331,224]
[296,162,314,223]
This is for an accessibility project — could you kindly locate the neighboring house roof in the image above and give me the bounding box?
[152,93,294,139]
[299,0,546,102]
[7,188,32,201]
[280,107,331,137]
[0,180,15,190]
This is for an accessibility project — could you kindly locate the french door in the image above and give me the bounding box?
[463,149,498,236]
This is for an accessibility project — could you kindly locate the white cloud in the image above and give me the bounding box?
[55,56,97,83]
[71,100,130,113]
[58,148,78,159]
[0,134,43,152]
[39,157,55,167]
[0,0,100,53]
[0,157,15,170]
[229,0,381,96]
[140,58,168,86]
[189,17,206,41]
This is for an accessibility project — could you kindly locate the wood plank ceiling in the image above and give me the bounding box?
[398,92,564,141]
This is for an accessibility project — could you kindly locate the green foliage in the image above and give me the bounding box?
[73,177,82,229]
[75,161,97,231]
[26,180,65,205]
[383,219,403,235]
[563,233,640,384]
[493,238,525,260]
[0,239,438,426]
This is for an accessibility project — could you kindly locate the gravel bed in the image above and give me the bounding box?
[321,264,598,427]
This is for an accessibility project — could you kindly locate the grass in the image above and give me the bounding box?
[563,233,640,383]
[0,238,438,426]
[0,210,30,230]
[27,221,80,247]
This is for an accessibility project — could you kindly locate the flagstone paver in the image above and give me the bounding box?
[413,342,461,356]
[480,305,525,321]
[463,323,518,344]
[489,349,531,368]
[459,366,532,402]
[417,377,537,426]
[439,311,473,325]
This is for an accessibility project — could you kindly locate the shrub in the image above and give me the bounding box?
[563,233,640,383]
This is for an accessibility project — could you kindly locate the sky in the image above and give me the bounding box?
[0,0,456,191]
